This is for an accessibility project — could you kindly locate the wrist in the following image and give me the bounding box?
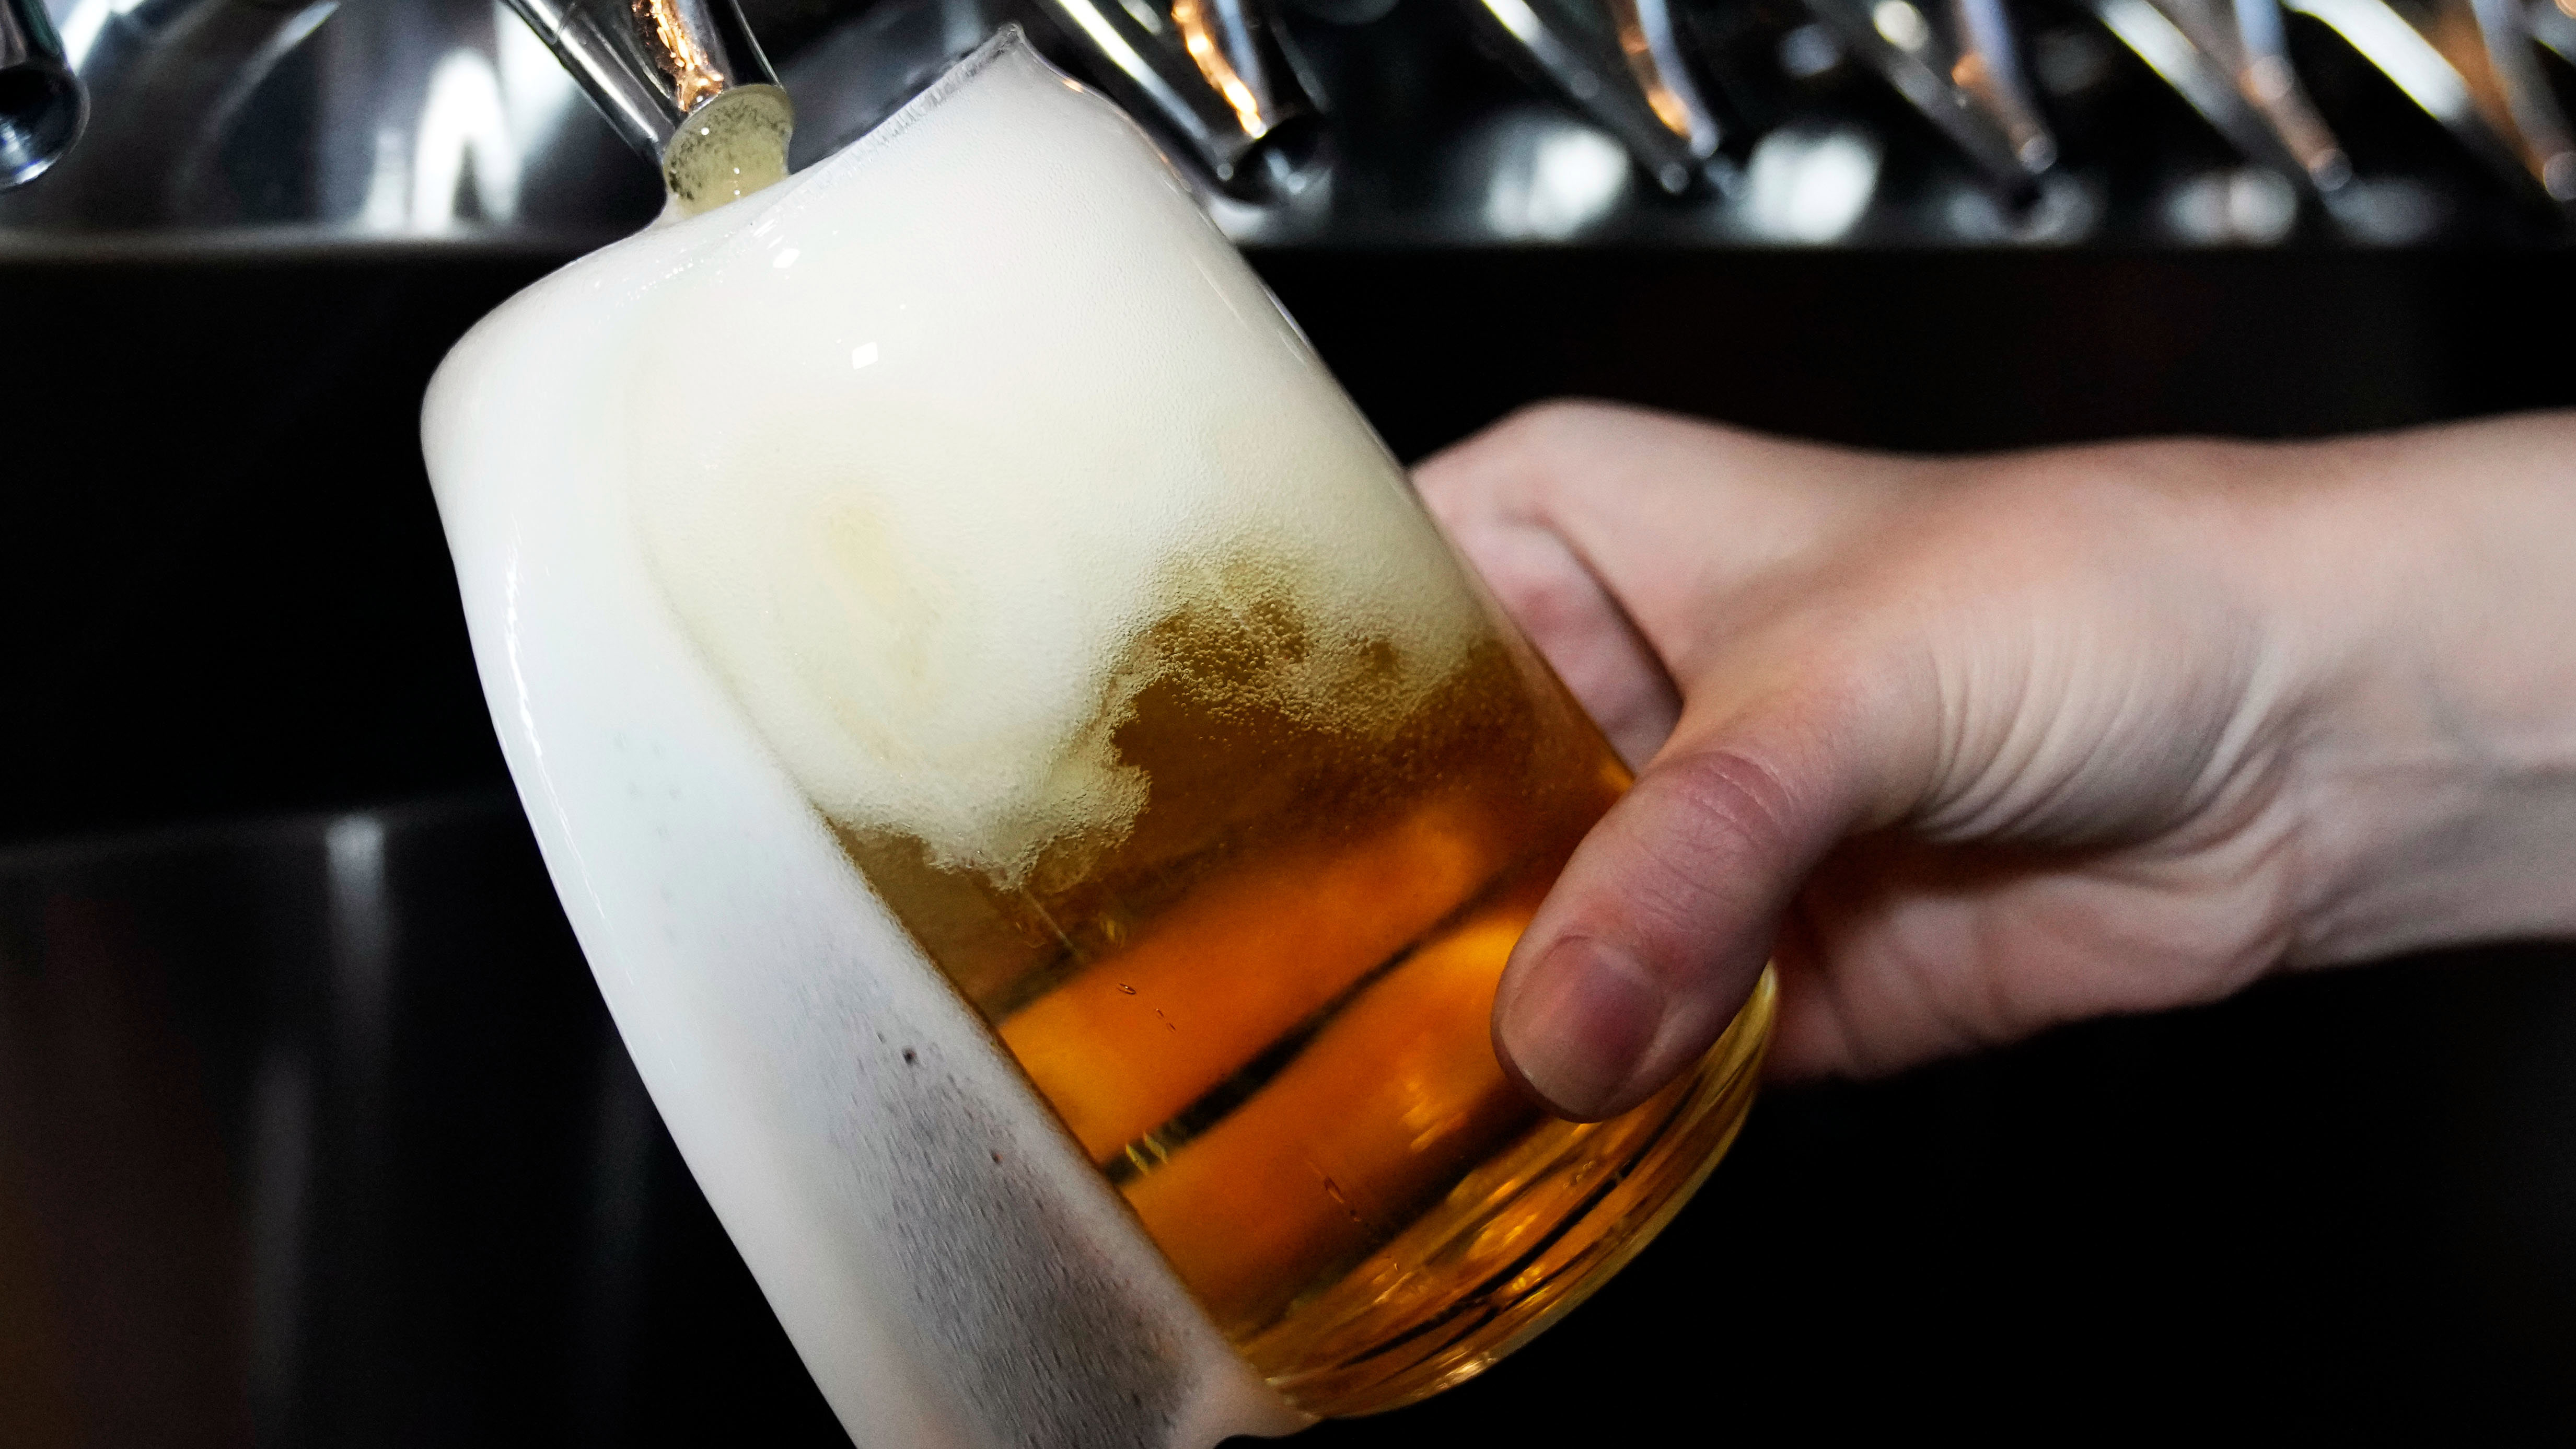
[2257,414,2576,964]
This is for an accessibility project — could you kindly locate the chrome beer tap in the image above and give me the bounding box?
[2090,0,2351,190]
[1034,0,1330,198]
[501,0,791,212]
[1800,0,2059,198]
[1460,0,1725,194]
[2285,0,2576,204]
[0,0,83,186]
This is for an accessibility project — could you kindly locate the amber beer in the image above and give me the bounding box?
[836,558,1774,1415]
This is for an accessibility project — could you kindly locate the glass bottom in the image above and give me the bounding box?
[1243,967,1778,1417]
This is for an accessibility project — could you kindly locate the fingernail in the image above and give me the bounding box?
[1497,937,1665,1121]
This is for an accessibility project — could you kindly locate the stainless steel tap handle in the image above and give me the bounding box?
[0,0,86,188]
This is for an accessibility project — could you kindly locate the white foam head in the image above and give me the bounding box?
[597,33,1473,887]
[608,35,1476,888]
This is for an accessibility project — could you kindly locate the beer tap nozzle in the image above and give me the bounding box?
[503,0,794,214]
[0,0,86,188]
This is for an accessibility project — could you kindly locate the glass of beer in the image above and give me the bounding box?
[425,25,1772,1434]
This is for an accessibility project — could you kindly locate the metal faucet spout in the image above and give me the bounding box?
[0,0,87,188]
[505,0,793,212]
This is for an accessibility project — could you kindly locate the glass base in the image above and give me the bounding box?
[1244,967,1778,1417]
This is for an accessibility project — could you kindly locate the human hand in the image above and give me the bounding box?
[1416,401,2576,1117]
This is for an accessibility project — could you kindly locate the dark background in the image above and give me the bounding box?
[5,248,2576,1443]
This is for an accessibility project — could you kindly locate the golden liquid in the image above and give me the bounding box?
[839,563,1772,1416]
[660,85,794,217]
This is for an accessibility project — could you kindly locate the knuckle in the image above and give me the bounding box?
[1479,528,1598,631]
[1515,566,1598,641]
[1489,399,1618,472]
[1650,745,1809,869]
[1410,458,1476,519]
[1496,397,1605,440]
[1582,744,1819,948]
[1422,400,1617,524]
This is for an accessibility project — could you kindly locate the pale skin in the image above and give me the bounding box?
[1413,401,2576,1119]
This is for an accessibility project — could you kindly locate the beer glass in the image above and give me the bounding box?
[424,27,1773,1444]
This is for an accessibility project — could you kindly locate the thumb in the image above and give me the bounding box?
[1493,693,1888,1120]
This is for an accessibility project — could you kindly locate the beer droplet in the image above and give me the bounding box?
[1117,982,1136,995]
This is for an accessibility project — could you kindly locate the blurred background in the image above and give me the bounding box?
[4,0,2575,1441]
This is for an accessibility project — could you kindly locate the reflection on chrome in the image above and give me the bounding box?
[2163,165,2302,240]
[2538,0,2576,65]
[2285,0,2576,204]
[2463,0,2576,200]
[1941,169,2104,241]
[398,50,521,227]
[1466,105,1632,238]
[1778,20,1846,78]
[1,0,650,244]
[369,19,576,230]
[1036,0,1326,198]
[1,0,83,187]
[1873,0,1932,48]
[2323,172,2450,239]
[52,0,138,73]
[2093,0,2350,190]
[1171,0,1270,136]
[1468,0,1719,193]
[7,0,2576,246]
[1742,123,1879,242]
[1612,0,1721,163]
[637,0,728,111]
[359,3,635,229]
[1806,0,2060,195]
